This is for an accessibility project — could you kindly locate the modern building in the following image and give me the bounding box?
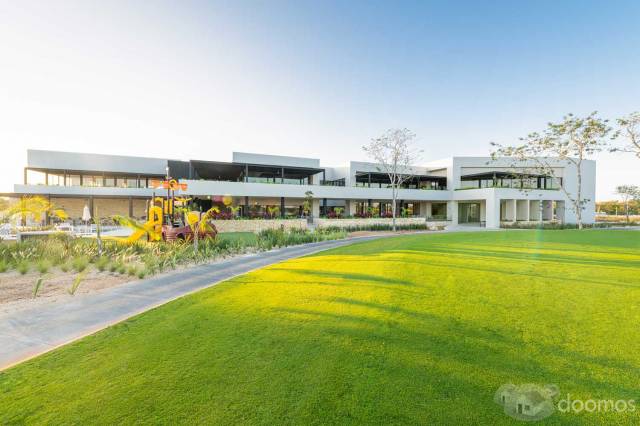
[10,149,596,229]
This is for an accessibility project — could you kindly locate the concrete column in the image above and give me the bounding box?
[504,199,516,222]
[280,197,285,218]
[128,197,133,217]
[344,200,357,216]
[485,196,501,229]
[516,200,528,221]
[529,200,541,221]
[312,199,320,218]
[420,202,431,218]
[448,201,458,225]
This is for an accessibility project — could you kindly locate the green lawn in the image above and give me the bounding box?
[1,230,639,424]
[217,231,258,245]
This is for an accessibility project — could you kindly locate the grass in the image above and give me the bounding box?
[0,230,638,424]
[216,231,257,245]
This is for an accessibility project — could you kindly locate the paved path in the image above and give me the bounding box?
[0,236,388,371]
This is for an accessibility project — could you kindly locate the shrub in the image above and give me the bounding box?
[137,268,147,279]
[17,261,30,275]
[36,260,51,274]
[95,257,109,272]
[127,265,138,276]
[72,256,89,273]
[0,260,8,273]
[117,264,127,275]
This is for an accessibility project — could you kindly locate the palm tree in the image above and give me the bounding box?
[3,196,68,227]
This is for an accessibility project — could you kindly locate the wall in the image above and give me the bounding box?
[211,219,307,233]
[94,198,129,218]
[28,149,167,175]
[315,217,447,230]
[51,197,89,220]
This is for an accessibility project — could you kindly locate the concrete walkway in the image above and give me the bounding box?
[0,235,388,371]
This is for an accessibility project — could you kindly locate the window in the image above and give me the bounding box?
[104,177,116,187]
[26,169,47,185]
[119,178,138,188]
[430,203,447,219]
[48,173,64,186]
[66,174,81,186]
[82,175,103,187]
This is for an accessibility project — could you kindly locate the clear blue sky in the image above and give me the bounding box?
[1,0,638,199]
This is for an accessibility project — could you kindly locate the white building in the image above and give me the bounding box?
[12,149,596,228]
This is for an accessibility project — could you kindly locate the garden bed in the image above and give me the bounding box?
[0,228,347,312]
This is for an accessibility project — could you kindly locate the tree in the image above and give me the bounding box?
[491,112,612,229]
[615,185,640,224]
[363,128,422,231]
[185,207,218,251]
[613,112,640,159]
[3,196,68,227]
[302,191,314,217]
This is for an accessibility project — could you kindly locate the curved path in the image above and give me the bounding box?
[0,235,389,371]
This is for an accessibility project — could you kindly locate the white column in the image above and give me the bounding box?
[423,202,432,218]
[516,200,528,221]
[529,200,541,221]
[485,196,501,229]
[448,201,458,225]
[504,199,516,222]
[312,199,320,217]
[344,200,356,216]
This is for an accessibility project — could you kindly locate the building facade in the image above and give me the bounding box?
[11,149,596,229]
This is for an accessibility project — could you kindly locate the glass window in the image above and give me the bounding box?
[82,176,103,187]
[48,173,64,186]
[118,178,138,188]
[104,177,116,187]
[67,174,81,186]
[431,203,447,219]
[26,169,47,185]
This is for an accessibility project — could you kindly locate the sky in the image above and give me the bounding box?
[0,0,639,200]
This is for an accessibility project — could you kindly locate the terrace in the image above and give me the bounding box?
[354,171,447,190]
[459,171,562,190]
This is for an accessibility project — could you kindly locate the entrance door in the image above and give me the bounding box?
[458,202,480,223]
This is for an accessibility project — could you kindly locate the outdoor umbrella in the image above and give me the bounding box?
[82,205,91,232]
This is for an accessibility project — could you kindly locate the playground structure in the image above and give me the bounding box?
[123,180,218,244]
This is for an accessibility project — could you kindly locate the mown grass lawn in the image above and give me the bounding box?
[1,230,639,424]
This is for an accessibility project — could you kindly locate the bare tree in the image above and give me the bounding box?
[613,112,640,159]
[363,128,422,231]
[491,112,612,229]
[615,185,640,224]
